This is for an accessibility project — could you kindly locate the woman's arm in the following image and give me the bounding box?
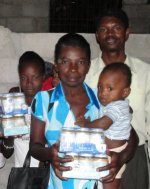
[97,127,139,182]
[116,127,139,163]
[30,115,48,161]
[30,115,73,180]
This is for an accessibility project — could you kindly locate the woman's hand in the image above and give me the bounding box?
[97,150,122,183]
[97,127,138,183]
[50,141,73,180]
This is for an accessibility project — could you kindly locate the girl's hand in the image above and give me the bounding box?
[50,141,73,180]
[4,135,23,139]
[0,132,4,138]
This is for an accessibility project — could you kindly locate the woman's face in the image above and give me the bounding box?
[55,46,90,88]
[19,63,44,98]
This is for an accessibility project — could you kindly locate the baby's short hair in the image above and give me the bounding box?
[101,62,132,87]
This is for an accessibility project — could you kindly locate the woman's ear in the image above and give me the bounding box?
[123,87,131,98]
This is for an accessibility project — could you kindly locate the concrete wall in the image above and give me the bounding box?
[0,27,150,93]
[123,2,150,33]
[0,27,149,188]
[0,0,150,33]
[0,0,49,32]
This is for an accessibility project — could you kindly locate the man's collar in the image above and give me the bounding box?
[99,53,136,73]
[125,55,137,73]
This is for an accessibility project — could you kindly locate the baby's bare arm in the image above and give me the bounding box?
[76,116,113,130]
[75,116,90,127]
[87,116,113,130]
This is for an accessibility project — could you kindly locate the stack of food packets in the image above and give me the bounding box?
[0,92,29,136]
[59,127,109,180]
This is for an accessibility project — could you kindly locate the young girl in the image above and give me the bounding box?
[2,51,45,167]
[76,62,132,189]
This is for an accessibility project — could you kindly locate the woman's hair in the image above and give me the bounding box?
[101,62,132,87]
[54,33,91,63]
[95,8,129,31]
[18,51,45,75]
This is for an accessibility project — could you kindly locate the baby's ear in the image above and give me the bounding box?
[123,87,131,98]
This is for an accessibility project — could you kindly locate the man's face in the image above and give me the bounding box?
[96,16,129,52]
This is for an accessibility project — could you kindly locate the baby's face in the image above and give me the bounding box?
[97,70,129,106]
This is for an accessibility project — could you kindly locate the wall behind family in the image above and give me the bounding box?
[0,0,150,33]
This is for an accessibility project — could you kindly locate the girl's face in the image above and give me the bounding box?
[19,63,44,98]
[55,46,90,88]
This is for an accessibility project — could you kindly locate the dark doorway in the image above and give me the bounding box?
[49,0,122,33]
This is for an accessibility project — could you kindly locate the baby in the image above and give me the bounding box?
[76,62,132,189]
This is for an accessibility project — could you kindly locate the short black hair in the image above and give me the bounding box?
[101,62,132,87]
[44,61,54,78]
[18,51,45,75]
[95,8,129,30]
[54,33,91,64]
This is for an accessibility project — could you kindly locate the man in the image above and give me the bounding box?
[85,8,149,189]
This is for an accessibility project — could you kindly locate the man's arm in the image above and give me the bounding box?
[145,69,150,158]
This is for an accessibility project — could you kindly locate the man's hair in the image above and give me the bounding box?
[101,62,132,87]
[95,8,129,30]
[18,51,45,75]
[54,33,91,64]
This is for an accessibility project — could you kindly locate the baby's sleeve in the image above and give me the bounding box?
[103,101,125,123]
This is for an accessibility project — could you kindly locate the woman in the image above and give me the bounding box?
[30,33,138,189]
